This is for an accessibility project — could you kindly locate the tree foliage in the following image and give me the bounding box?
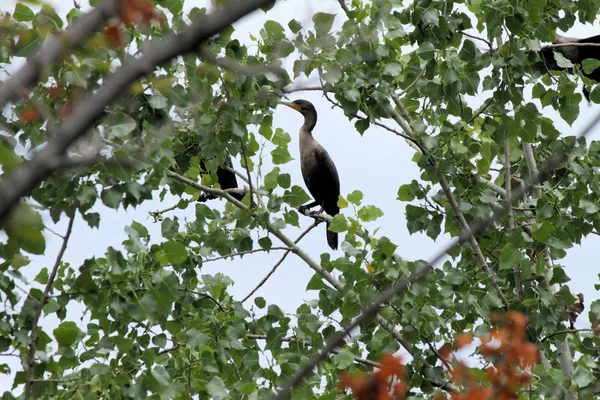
[1,0,600,398]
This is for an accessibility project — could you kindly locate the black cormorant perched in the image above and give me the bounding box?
[281,99,341,250]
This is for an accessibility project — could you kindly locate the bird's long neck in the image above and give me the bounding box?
[302,112,317,132]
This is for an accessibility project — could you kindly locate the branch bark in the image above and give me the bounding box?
[25,214,75,400]
[0,0,275,225]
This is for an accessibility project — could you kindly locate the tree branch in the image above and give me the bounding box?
[390,99,510,307]
[199,47,286,81]
[247,333,381,368]
[336,0,351,15]
[0,0,275,225]
[241,221,318,303]
[0,0,121,110]
[25,213,75,400]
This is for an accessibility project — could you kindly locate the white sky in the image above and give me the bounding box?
[2,0,600,394]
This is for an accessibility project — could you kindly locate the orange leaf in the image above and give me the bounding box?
[455,333,473,349]
[105,24,122,48]
[20,107,38,123]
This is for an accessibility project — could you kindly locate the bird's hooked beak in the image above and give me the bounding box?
[280,101,301,111]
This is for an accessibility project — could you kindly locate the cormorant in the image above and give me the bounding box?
[280,99,341,250]
[533,33,600,101]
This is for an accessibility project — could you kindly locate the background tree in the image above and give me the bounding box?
[1,0,600,399]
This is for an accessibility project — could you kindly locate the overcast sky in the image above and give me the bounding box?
[3,0,600,394]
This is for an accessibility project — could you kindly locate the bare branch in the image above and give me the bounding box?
[282,85,323,93]
[522,142,541,198]
[0,0,121,110]
[546,42,600,48]
[25,213,75,400]
[0,0,275,225]
[241,221,318,303]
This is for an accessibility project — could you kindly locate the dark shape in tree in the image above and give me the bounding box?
[126,93,243,201]
[281,99,340,250]
[533,34,600,101]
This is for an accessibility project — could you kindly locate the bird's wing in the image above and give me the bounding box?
[315,146,341,214]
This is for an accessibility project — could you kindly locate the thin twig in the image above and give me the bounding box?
[239,141,256,207]
[541,328,597,343]
[241,222,318,303]
[180,289,226,313]
[203,247,292,263]
[395,68,426,98]
[458,31,493,53]
[149,204,178,217]
[25,214,75,400]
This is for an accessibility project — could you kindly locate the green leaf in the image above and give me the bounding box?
[313,12,335,35]
[161,241,188,264]
[347,190,363,205]
[101,187,122,209]
[558,92,581,125]
[5,204,46,255]
[289,19,302,33]
[329,214,348,233]
[34,268,49,285]
[14,3,34,21]
[272,128,291,145]
[283,186,311,207]
[53,322,80,347]
[337,195,348,209]
[277,173,291,189]
[377,237,397,258]
[533,221,555,242]
[416,42,435,59]
[107,112,137,139]
[333,349,354,369]
[579,195,599,214]
[254,297,266,308]
[357,205,384,222]
[258,237,272,251]
[499,243,523,270]
[186,329,210,348]
[397,184,414,201]
[582,58,600,75]
[15,30,40,57]
[548,231,573,250]
[264,167,280,189]
[271,146,294,164]
[206,377,229,400]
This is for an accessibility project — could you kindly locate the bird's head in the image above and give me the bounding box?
[280,99,317,119]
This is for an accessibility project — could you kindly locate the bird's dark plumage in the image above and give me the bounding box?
[533,34,600,101]
[281,99,341,250]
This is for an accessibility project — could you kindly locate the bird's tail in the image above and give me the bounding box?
[326,223,338,250]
